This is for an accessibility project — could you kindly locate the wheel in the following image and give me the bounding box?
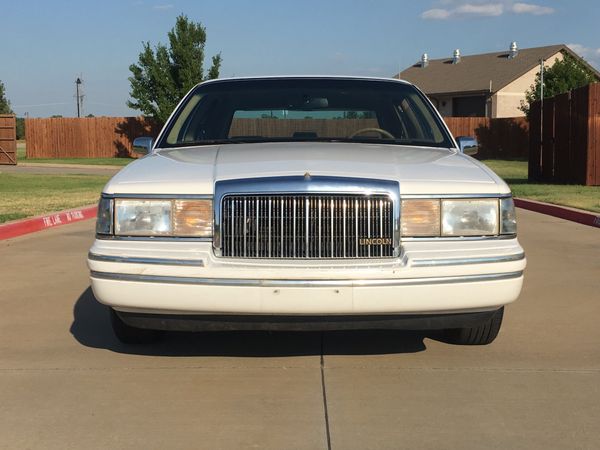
[443,307,504,345]
[110,308,161,344]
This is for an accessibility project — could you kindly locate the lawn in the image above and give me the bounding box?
[0,173,110,224]
[481,160,600,213]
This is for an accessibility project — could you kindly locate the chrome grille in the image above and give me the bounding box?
[221,194,394,258]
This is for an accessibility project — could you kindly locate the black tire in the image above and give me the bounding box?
[443,307,504,345]
[110,308,161,344]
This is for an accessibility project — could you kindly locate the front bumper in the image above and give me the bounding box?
[115,309,503,331]
[88,237,526,317]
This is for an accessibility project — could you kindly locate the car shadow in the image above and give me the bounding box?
[71,287,438,357]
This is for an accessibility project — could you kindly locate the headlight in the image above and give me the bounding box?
[115,199,172,236]
[96,197,213,237]
[441,200,498,236]
[401,197,515,237]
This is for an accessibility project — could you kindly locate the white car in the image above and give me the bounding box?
[88,76,526,345]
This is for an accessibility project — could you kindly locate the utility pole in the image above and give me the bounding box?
[75,77,83,118]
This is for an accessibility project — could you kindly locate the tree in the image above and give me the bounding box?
[520,53,597,116]
[0,80,13,114]
[16,117,25,140]
[127,15,222,124]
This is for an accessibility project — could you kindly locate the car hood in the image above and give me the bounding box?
[104,142,507,195]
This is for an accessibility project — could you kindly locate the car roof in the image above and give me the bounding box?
[196,75,412,88]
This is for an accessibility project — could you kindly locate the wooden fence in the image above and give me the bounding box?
[25,116,160,158]
[0,114,16,165]
[529,83,600,185]
[444,117,529,159]
[24,115,528,160]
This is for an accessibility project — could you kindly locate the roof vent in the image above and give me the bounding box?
[452,49,461,64]
[509,41,518,59]
[421,53,429,68]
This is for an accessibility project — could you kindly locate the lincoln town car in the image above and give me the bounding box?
[88,76,526,345]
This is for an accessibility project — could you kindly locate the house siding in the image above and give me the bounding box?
[493,52,563,118]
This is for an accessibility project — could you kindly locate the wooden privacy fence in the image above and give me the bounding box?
[444,117,529,159]
[25,116,160,158]
[529,83,600,185]
[24,115,528,160]
[229,118,379,138]
[0,114,17,165]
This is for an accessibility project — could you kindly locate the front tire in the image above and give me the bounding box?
[443,307,504,345]
[110,308,161,344]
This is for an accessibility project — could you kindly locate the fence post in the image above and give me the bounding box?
[528,101,542,181]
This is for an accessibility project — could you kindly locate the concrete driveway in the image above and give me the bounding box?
[1,209,599,449]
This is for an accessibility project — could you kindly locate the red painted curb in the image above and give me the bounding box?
[515,198,600,229]
[0,205,97,240]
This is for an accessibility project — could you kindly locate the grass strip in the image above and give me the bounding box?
[481,160,600,213]
[0,173,110,224]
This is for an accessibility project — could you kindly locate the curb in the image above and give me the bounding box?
[0,205,98,241]
[515,198,600,229]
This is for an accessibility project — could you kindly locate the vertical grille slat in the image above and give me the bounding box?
[222,194,393,259]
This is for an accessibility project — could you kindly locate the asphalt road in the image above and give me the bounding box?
[1,209,599,449]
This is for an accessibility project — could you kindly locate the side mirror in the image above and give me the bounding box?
[456,136,478,156]
[132,136,154,155]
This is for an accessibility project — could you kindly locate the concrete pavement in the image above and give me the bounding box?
[0,209,599,449]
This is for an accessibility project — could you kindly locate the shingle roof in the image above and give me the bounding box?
[397,44,598,95]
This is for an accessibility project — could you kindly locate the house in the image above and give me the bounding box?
[397,43,600,118]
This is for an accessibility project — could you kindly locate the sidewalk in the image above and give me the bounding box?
[0,163,121,175]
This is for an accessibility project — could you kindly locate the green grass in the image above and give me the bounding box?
[0,173,111,224]
[16,141,26,159]
[16,141,134,166]
[481,160,600,213]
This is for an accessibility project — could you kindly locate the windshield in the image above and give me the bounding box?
[158,78,453,149]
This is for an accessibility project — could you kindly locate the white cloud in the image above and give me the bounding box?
[421,8,453,19]
[152,4,173,10]
[511,2,554,15]
[421,1,554,20]
[421,8,452,20]
[567,44,600,59]
[455,3,503,16]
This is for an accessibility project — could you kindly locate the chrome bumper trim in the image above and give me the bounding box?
[88,252,204,267]
[90,270,523,288]
[411,253,525,267]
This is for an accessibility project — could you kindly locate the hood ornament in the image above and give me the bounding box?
[304,172,311,180]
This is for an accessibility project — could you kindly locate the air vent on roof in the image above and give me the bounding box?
[421,53,429,68]
[509,41,518,59]
[452,49,461,64]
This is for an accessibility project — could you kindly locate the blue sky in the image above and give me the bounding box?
[1,0,599,117]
